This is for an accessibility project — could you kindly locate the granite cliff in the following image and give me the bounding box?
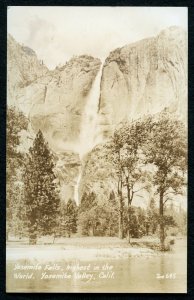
[98,26,187,139]
[7,26,187,204]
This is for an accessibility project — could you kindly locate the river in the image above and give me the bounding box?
[6,238,186,293]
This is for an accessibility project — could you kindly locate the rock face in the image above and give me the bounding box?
[8,35,101,153]
[7,26,187,204]
[28,55,101,154]
[54,151,81,202]
[98,26,187,138]
[79,144,117,204]
[7,34,48,109]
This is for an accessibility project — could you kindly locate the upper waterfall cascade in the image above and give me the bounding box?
[78,61,104,159]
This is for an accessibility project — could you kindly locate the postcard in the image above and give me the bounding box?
[6,6,187,293]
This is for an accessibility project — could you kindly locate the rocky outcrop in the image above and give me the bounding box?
[54,151,81,202]
[98,26,187,138]
[7,34,48,110]
[79,144,117,204]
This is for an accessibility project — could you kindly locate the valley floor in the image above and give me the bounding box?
[6,236,185,261]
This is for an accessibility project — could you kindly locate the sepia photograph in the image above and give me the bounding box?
[6,6,187,293]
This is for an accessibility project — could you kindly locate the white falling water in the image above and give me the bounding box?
[74,169,82,206]
[78,60,104,159]
[74,60,104,205]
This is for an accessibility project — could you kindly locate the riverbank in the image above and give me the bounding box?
[7,236,184,262]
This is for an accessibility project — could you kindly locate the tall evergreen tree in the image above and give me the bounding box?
[24,130,60,244]
[6,106,28,240]
[106,191,119,236]
[78,192,99,236]
[62,199,77,238]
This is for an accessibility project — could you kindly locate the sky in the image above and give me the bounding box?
[8,6,188,69]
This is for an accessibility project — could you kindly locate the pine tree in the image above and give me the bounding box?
[62,199,77,238]
[6,106,28,240]
[106,191,119,236]
[78,192,98,236]
[80,191,96,212]
[24,130,60,244]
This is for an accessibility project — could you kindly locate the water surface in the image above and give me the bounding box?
[6,238,186,293]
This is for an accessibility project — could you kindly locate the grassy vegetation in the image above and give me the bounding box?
[7,235,179,251]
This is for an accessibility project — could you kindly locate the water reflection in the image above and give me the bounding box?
[6,239,186,293]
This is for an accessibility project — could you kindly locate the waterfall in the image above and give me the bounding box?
[74,169,82,205]
[73,60,104,205]
[78,60,104,159]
